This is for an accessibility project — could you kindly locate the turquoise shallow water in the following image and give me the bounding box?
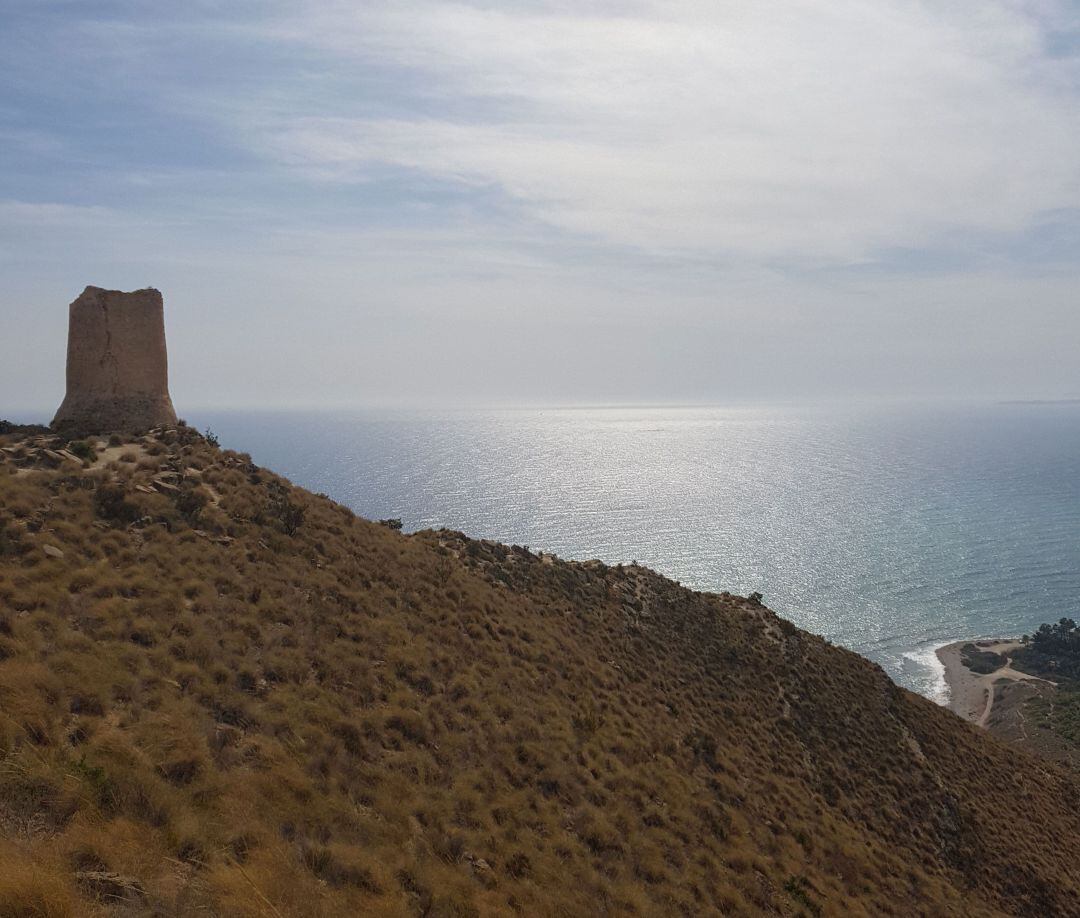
[186,402,1080,702]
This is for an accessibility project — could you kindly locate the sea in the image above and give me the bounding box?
[180,401,1080,704]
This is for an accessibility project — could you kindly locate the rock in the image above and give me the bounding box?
[42,544,64,559]
[75,870,146,902]
[51,286,178,436]
[464,852,495,888]
[211,723,243,751]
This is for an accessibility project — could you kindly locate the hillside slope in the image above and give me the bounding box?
[0,426,1078,917]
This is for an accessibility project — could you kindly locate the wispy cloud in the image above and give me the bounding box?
[0,200,130,228]
[236,1,1080,261]
[2,1,1080,408]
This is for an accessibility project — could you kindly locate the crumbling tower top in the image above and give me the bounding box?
[51,286,178,435]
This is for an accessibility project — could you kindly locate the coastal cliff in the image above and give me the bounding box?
[1,425,1079,916]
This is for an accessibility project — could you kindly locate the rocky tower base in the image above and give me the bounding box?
[51,286,178,436]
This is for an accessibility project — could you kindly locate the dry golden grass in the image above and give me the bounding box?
[0,425,1079,916]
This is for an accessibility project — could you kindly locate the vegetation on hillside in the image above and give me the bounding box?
[1017,618,1080,683]
[958,644,1007,675]
[1,426,1080,916]
[1013,619,1080,756]
[1028,692,1080,748]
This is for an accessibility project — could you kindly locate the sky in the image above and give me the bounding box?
[2,0,1079,412]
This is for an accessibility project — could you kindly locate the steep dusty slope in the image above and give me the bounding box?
[0,426,1078,917]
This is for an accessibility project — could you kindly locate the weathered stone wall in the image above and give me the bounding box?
[51,286,178,435]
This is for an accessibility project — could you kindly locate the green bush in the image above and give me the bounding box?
[66,441,96,463]
[93,484,141,525]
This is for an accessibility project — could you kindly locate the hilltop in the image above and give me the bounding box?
[1,425,1079,916]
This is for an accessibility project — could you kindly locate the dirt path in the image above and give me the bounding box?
[89,440,149,469]
[977,682,995,727]
[977,662,1056,727]
[938,639,1055,726]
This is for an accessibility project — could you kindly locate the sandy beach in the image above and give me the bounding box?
[937,638,1048,725]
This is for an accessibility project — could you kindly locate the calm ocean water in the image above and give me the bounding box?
[186,402,1080,703]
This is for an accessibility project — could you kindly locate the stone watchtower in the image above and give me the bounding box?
[51,286,178,436]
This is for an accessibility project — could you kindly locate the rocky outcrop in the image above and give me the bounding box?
[51,286,178,435]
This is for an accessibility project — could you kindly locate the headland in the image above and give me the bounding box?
[937,638,1041,725]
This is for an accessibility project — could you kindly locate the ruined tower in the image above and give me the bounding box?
[51,286,178,435]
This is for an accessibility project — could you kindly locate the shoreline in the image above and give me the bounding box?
[936,638,1035,726]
